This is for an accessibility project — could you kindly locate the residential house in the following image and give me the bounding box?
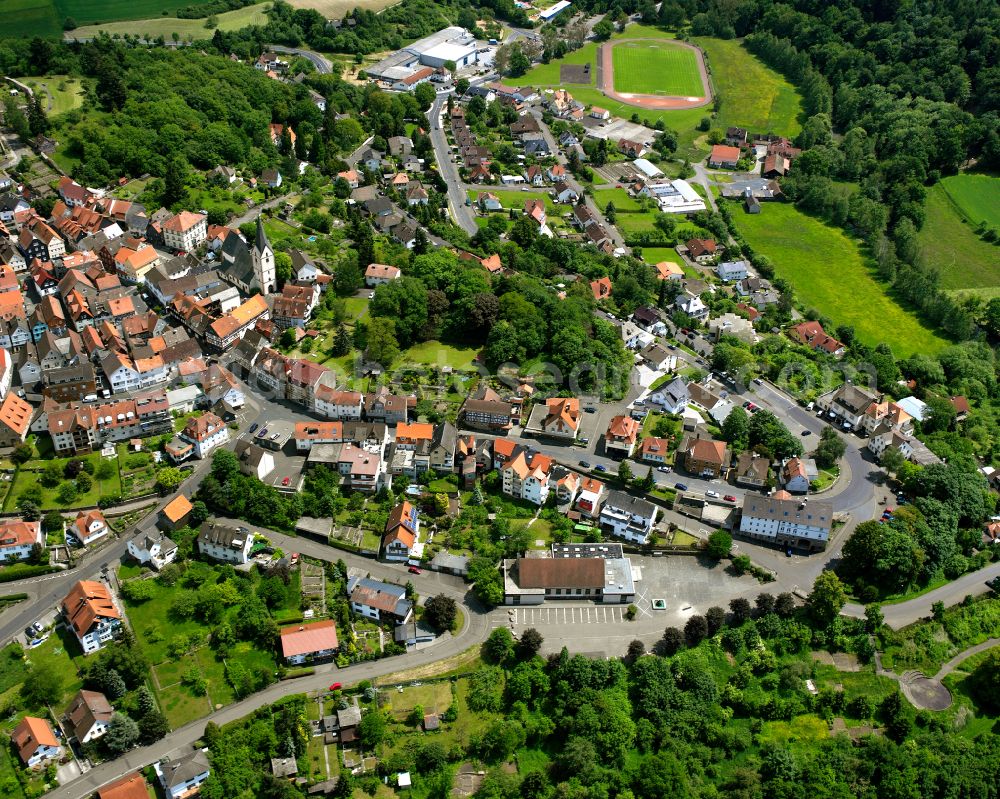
[235,440,276,480]
[654,260,684,281]
[167,412,229,462]
[477,192,502,212]
[554,181,578,203]
[650,376,689,414]
[65,689,113,744]
[726,453,768,491]
[127,531,178,571]
[604,415,640,458]
[716,259,749,282]
[574,477,605,518]
[383,500,420,561]
[781,456,817,493]
[500,446,554,505]
[62,579,123,654]
[98,774,152,799]
[271,284,316,330]
[739,492,833,552]
[619,138,646,157]
[0,518,42,562]
[640,436,672,465]
[589,106,610,120]
[459,385,515,431]
[156,750,211,799]
[67,510,109,547]
[708,145,741,169]
[365,263,401,287]
[680,434,729,478]
[0,392,32,447]
[279,620,339,665]
[158,494,192,532]
[599,490,658,544]
[365,387,408,424]
[538,397,580,439]
[816,384,880,430]
[788,321,846,357]
[197,522,254,564]
[348,576,413,623]
[686,238,717,263]
[12,717,63,769]
[674,292,708,321]
[547,164,567,183]
[590,276,612,301]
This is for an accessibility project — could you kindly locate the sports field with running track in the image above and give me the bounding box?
[611,40,704,96]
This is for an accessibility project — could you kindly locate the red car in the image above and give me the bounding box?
[281,476,291,486]
[329,682,342,691]
[407,566,422,574]
[723,495,737,502]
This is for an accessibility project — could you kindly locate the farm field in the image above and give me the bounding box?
[612,40,703,97]
[939,173,1000,229]
[68,2,270,41]
[918,182,1000,294]
[16,75,84,114]
[730,202,950,356]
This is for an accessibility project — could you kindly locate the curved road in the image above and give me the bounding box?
[43,526,491,799]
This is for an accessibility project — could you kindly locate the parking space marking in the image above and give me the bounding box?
[511,604,638,626]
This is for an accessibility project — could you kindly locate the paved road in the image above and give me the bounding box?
[844,562,1000,629]
[269,46,334,75]
[429,93,479,235]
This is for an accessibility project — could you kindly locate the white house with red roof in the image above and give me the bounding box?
[365,263,401,286]
[279,620,339,665]
[161,211,207,252]
[0,518,42,562]
[68,509,109,546]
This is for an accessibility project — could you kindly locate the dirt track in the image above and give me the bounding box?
[597,38,713,110]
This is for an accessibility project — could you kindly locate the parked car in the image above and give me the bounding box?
[329,682,342,691]
[579,460,591,468]
[32,622,43,634]
[674,482,688,490]
[584,406,597,413]
[249,422,259,433]
[595,464,607,472]
[656,466,670,473]
[706,490,720,498]
[801,430,811,436]
[723,495,737,502]
[281,476,291,486]
[407,566,422,574]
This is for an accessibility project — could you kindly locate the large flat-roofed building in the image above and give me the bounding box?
[368,27,480,84]
[503,551,636,606]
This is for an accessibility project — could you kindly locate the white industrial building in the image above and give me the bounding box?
[368,27,482,84]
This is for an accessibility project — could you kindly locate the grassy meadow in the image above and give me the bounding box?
[731,201,950,356]
[918,181,1000,295]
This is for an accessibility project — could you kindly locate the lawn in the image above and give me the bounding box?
[22,628,85,709]
[3,464,123,512]
[68,2,271,41]
[16,75,84,114]
[612,40,704,97]
[939,173,1000,229]
[731,201,950,356]
[593,188,646,212]
[918,181,1000,293]
[401,340,479,370]
[466,188,560,214]
[639,246,685,265]
[388,682,453,720]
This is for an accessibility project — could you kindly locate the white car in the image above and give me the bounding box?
[706,490,720,498]
[656,466,671,473]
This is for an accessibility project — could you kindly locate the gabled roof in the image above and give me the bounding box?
[66,689,113,741]
[62,580,121,637]
[0,393,32,437]
[161,494,193,523]
[280,619,339,658]
[98,773,150,799]
[13,716,59,763]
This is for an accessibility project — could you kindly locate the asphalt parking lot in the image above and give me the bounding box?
[498,553,762,657]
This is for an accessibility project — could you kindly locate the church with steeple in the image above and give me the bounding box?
[219,217,276,296]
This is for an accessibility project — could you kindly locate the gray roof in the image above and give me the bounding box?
[197,522,248,550]
[254,216,270,254]
[742,495,833,530]
[603,489,656,520]
[160,749,210,790]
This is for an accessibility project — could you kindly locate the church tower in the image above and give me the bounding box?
[252,216,276,295]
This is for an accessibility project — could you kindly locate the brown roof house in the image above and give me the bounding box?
[604,415,640,458]
[734,452,769,488]
[526,397,580,440]
[279,619,339,665]
[680,434,730,478]
[65,689,114,744]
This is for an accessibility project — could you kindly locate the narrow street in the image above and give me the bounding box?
[429,93,479,236]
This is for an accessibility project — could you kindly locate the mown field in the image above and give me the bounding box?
[918,181,1000,295]
[940,173,1000,229]
[5,0,400,39]
[612,40,703,96]
[16,74,84,114]
[68,2,270,41]
[731,201,950,356]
